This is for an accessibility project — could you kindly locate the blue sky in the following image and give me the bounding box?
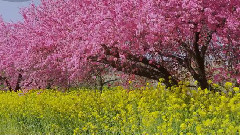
[0,0,40,22]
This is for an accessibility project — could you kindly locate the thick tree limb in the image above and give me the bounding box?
[98,44,178,87]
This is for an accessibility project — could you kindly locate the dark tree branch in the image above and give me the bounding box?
[0,76,12,91]
[98,44,178,87]
[5,78,12,92]
[200,31,213,57]
[14,73,22,92]
[103,79,118,85]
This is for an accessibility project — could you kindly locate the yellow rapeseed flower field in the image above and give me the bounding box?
[0,83,239,134]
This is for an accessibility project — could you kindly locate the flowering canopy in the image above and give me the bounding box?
[0,0,239,90]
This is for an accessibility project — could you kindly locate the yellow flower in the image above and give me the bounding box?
[225,82,233,88]
[180,123,187,130]
[159,78,165,82]
[73,128,80,135]
[233,87,239,92]
[217,129,224,134]
[208,80,213,84]
[210,107,216,113]
[194,80,198,85]
[213,83,219,88]
[203,119,212,127]
[204,88,209,94]
[196,125,203,134]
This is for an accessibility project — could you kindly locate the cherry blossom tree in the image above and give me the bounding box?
[0,0,239,90]
[0,17,23,91]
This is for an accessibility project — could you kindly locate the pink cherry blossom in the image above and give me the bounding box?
[0,0,239,90]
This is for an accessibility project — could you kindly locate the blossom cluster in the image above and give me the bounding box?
[0,0,239,90]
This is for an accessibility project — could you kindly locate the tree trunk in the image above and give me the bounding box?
[5,79,13,92]
[14,73,22,92]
